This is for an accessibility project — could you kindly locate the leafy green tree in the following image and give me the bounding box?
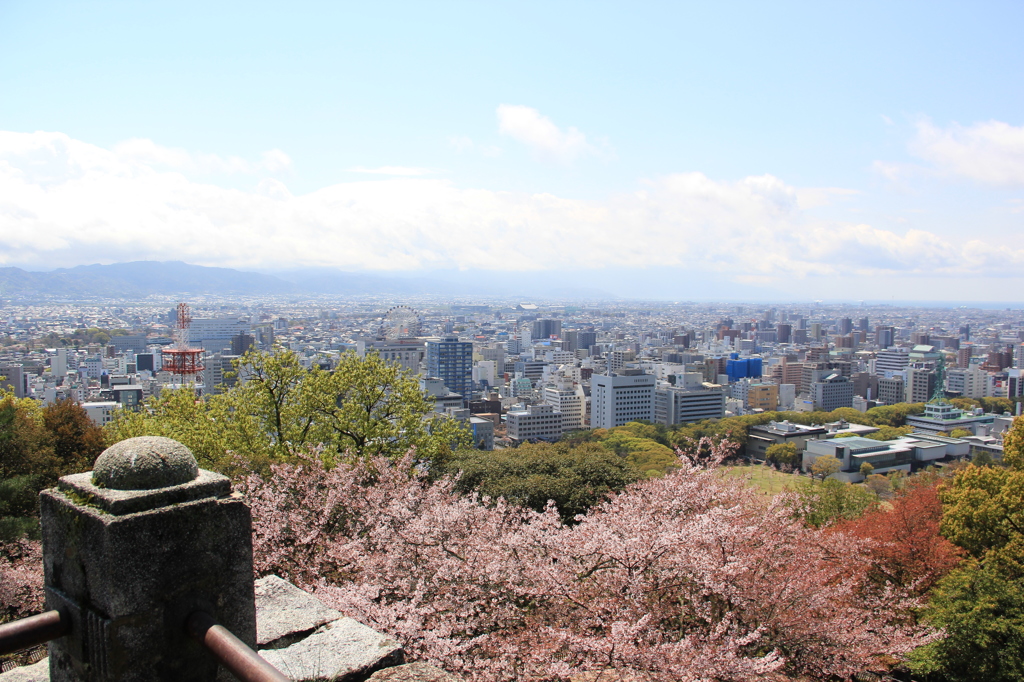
[597,424,677,477]
[972,450,996,467]
[797,478,877,528]
[907,416,1024,679]
[811,455,841,481]
[909,549,1024,682]
[107,348,471,474]
[765,442,798,466]
[859,461,874,478]
[949,428,973,439]
[0,396,105,543]
[865,403,926,427]
[865,425,915,441]
[438,441,640,523]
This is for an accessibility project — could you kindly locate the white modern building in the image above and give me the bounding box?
[543,383,587,431]
[506,403,563,442]
[654,374,725,426]
[591,370,655,429]
[874,348,910,377]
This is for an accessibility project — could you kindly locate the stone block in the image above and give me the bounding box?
[367,662,462,682]
[0,659,50,682]
[254,575,341,649]
[258,618,403,682]
[41,472,255,681]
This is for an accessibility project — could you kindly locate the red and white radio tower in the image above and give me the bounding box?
[162,302,204,385]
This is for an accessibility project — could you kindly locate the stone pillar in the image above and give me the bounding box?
[40,437,256,682]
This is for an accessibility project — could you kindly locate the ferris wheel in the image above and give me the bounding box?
[378,305,423,339]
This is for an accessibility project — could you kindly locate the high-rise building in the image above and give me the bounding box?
[111,335,147,354]
[875,326,895,348]
[531,319,562,340]
[875,349,910,376]
[425,337,474,399]
[905,367,937,403]
[543,383,586,431]
[776,323,792,344]
[591,371,655,429]
[877,376,905,405]
[811,373,854,411]
[230,333,255,356]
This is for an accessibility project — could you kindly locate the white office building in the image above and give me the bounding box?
[874,349,910,377]
[591,370,655,429]
[654,377,725,426]
[543,383,587,431]
[506,403,563,442]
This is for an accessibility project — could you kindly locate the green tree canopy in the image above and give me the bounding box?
[438,440,640,523]
[908,416,1024,679]
[765,442,797,466]
[797,477,877,528]
[107,348,470,474]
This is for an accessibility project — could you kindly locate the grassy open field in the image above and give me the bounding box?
[719,464,805,496]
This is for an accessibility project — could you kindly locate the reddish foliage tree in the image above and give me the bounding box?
[240,439,934,682]
[41,398,106,476]
[830,479,964,597]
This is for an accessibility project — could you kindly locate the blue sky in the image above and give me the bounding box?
[1,1,1023,301]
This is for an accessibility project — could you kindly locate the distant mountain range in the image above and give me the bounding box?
[0,261,616,300]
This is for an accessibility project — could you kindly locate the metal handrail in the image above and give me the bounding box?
[186,611,289,682]
[0,610,70,655]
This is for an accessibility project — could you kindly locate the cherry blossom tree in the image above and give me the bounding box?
[241,439,934,681]
[0,539,43,623]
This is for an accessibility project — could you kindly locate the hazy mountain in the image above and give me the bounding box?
[0,261,619,300]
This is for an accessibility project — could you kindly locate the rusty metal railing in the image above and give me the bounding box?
[186,611,289,682]
[0,609,70,656]
[3,609,288,682]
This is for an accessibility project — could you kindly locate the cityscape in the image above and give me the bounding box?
[3,2,1024,681]
[1,278,1021,472]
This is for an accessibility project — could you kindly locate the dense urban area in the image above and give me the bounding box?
[2,293,1022,457]
[3,287,1024,681]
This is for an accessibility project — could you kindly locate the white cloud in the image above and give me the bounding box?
[910,118,1024,186]
[448,135,502,158]
[346,166,435,176]
[110,137,291,175]
[0,130,1021,283]
[496,105,598,163]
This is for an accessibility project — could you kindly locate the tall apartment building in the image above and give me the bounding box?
[230,333,255,356]
[543,383,587,431]
[205,353,241,395]
[110,335,147,354]
[425,336,474,399]
[591,370,655,429]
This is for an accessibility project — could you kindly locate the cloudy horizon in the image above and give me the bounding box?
[1,2,1022,301]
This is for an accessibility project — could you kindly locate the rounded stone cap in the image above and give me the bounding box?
[92,436,200,490]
